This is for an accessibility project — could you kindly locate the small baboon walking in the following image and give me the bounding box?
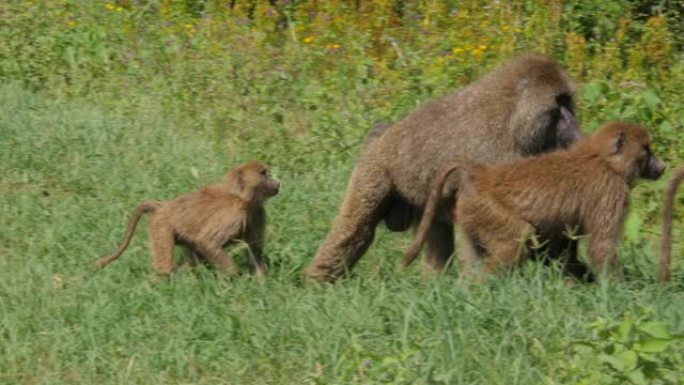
[306,54,582,282]
[658,165,684,282]
[96,161,280,276]
[403,122,665,279]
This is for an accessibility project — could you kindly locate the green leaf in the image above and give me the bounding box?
[622,212,642,244]
[617,350,639,372]
[581,81,607,105]
[642,89,660,113]
[637,322,671,339]
[637,338,672,353]
[659,120,673,134]
[626,368,647,385]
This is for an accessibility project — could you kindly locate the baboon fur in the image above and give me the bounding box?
[403,122,666,280]
[658,164,684,282]
[306,54,582,282]
[96,161,280,276]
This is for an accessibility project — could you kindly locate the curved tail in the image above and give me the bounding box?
[95,201,161,269]
[402,161,471,267]
[658,165,684,282]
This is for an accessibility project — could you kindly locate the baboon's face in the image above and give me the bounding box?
[242,162,279,199]
[609,124,665,181]
[635,138,666,180]
[228,161,280,200]
[552,94,581,149]
[256,166,280,198]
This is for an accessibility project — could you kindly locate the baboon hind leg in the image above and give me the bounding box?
[424,220,455,273]
[148,221,176,274]
[460,200,533,276]
[305,165,393,282]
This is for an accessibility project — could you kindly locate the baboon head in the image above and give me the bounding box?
[595,122,666,184]
[509,55,581,154]
[226,161,280,201]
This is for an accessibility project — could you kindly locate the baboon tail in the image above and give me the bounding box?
[402,162,466,267]
[658,165,684,283]
[95,201,161,269]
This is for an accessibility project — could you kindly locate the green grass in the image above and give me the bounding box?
[1,82,684,384]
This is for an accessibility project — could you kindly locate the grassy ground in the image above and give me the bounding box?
[1,1,684,384]
[1,82,683,384]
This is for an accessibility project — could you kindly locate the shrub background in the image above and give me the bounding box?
[1,1,683,384]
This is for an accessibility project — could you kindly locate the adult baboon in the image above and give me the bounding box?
[306,54,582,282]
[96,161,280,277]
[658,164,684,282]
[403,122,665,279]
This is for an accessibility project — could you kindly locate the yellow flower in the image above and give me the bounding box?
[105,3,115,11]
[479,44,487,51]
[116,6,124,12]
[452,47,464,54]
[472,48,483,59]
[325,43,340,50]
[303,36,314,44]
[67,20,76,27]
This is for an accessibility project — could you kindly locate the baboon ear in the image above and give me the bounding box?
[227,168,246,191]
[235,169,245,191]
[611,130,625,154]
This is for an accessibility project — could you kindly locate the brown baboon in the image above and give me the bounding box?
[403,122,665,279]
[96,161,280,277]
[658,165,684,282]
[306,54,582,282]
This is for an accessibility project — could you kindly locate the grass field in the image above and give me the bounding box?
[1,1,684,384]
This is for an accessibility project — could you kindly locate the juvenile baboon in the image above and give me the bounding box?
[403,122,665,279]
[96,161,280,276]
[306,54,582,282]
[658,165,684,282]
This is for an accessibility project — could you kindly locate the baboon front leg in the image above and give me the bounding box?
[546,237,593,281]
[586,237,623,279]
[179,246,205,268]
[424,220,455,273]
[305,165,392,282]
[148,221,176,274]
[585,214,624,280]
[245,229,266,278]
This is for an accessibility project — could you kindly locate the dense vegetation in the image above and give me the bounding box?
[1,1,683,383]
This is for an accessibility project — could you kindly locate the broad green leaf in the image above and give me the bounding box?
[642,89,660,113]
[623,211,642,244]
[637,338,671,353]
[637,322,671,339]
[616,350,639,372]
[600,353,626,372]
[581,81,607,105]
[626,368,647,385]
[659,120,673,134]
